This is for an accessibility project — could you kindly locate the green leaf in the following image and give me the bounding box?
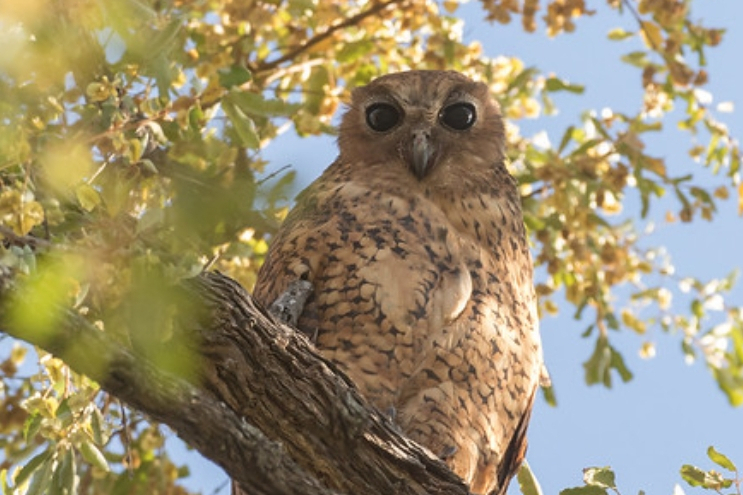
[23,413,43,442]
[631,120,663,133]
[541,383,557,407]
[221,99,260,149]
[691,299,704,318]
[80,441,110,472]
[148,17,183,58]
[265,170,297,207]
[605,312,620,331]
[55,398,73,427]
[218,65,252,89]
[523,213,546,231]
[560,486,608,495]
[609,347,634,383]
[620,51,650,68]
[557,125,575,153]
[689,186,715,207]
[75,184,102,212]
[306,66,331,114]
[14,450,52,488]
[607,28,634,40]
[1,469,10,493]
[581,324,595,338]
[518,460,544,495]
[583,467,616,489]
[712,367,743,407]
[681,463,734,490]
[570,138,603,158]
[91,407,107,446]
[680,465,707,487]
[707,446,737,472]
[508,67,540,93]
[336,40,374,63]
[545,77,585,94]
[226,89,301,118]
[584,336,633,387]
[584,336,611,386]
[50,449,77,495]
[26,455,54,495]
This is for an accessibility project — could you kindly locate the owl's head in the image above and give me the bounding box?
[338,70,506,184]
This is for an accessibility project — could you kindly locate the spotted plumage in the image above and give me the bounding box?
[253,70,545,495]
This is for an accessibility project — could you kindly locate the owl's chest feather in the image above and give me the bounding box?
[297,180,537,400]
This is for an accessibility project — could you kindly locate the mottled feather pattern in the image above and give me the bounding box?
[253,70,545,495]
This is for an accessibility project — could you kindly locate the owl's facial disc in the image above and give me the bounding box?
[410,127,436,179]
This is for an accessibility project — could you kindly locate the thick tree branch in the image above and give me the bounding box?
[0,271,470,495]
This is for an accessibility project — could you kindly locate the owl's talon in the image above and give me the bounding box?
[269,279,313,327]
[439,445,457,460]
[385,406,397,421]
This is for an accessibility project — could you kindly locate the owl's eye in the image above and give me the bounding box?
[439,102,476,131]
[366,103,401,132]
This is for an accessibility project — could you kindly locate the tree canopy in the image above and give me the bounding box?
[0,0,740,494]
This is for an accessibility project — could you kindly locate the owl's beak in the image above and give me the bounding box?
[411,129,435,179]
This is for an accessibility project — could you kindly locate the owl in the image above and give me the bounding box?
[252,70,545,495]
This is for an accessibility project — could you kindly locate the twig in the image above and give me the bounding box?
[256,164,292,186]
[621,0,661,52]
[0,225,51,249]
[253,0,406,73]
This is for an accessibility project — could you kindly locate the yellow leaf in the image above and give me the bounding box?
[639,341,656,359]
[688,145,705,159]
[543,299,559,315]
[0,190,21,216]
[41,141,94,192]
[7,255,84,345]
[75,184,102,212]
[713,186,729,200]
[738,182,743,215]
[622,309,646,334]
[10,343,27,365]
[85,82,113,102]
[20,201,45,235]
[645,157,666,176]
[640,21,663,48]
[443,0,458,14]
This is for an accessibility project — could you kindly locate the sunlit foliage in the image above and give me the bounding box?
[0,0,740,492]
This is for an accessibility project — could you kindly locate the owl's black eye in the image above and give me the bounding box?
[366,103,401,132]
[439,102,476,131]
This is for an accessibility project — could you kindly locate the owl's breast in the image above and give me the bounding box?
[297,183,475,406]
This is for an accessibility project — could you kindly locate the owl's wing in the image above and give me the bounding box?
[493,385,537,495]
[252,181,326,336]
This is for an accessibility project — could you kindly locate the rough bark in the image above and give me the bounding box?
[0,271,470,495]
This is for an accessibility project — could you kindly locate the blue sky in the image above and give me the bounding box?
[0,2,727,494]
[177,2,743,494]
[451,3,743,494]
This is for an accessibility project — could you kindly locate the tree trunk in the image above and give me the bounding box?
[0,271,470,495]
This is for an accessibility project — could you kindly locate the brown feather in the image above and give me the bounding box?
[253,70,545,495]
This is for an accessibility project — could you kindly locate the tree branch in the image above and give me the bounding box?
[252,0,407,73]
[0,271,470,495]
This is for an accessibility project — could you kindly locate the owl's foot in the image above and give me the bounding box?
[269,279,313,327]
[439,445,457,460]
[385,406,397,421]
[382,406,404,432]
